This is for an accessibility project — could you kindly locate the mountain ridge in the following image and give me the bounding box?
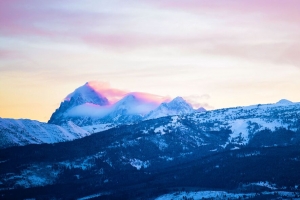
[0,117,90,149]
[48,82,205,126]
[0,97,298,149]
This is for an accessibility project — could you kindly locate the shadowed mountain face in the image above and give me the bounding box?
[1,99,300,199]
[48,82,109,125]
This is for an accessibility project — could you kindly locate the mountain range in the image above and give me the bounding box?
[0,82,300,199]
[49,82,201,126]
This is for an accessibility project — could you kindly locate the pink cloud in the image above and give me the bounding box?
[81,34,138,49]
[183,94,213,110]
[129,92,170,104]
[0,0,53,36]
[0,0,114,38]
[83,81,128,104]
[83,81,170,104]
[149,0,300,23]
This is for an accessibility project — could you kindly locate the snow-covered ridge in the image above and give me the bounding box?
[0,118,90,149]
[185,100,300,146]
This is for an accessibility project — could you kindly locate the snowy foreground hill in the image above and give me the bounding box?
[0,118,90,149]
[1,99,300,199]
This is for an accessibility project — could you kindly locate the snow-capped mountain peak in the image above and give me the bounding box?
[107,93,161,119]
[167,96,193,109]
[64,82,109,106]
[48,82,109,124]
[169,96,185,104]
[145,96,194,120]
[114,93,140,107]
[276,99,293,105]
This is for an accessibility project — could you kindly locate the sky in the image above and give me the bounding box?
[1,0,300,122]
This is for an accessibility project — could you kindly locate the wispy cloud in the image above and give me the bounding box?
[74,81,170,105]
[184,94,213,109]
[2,0,299,65]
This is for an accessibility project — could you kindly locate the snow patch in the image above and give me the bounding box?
[78,192,111,200]
[249,181,277,190]
[159,156,174,161]
[129,159,150,170]
[81,123,114,133]
[154,126,166,135]
[229,119,250,145]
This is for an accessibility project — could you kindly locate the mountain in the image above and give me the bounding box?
[1,99,300,199]
[48,82,109,125]
[48,82,196,126]
[276,98,294,105]
[145,96,195,119]
[103,93,160,123]
[0,118,90,149]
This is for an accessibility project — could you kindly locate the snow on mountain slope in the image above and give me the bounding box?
[81,123,115,133]
[145,97,194,120]
[0,118,90,149]
[186,100,300,147]
[47,81,300,148]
